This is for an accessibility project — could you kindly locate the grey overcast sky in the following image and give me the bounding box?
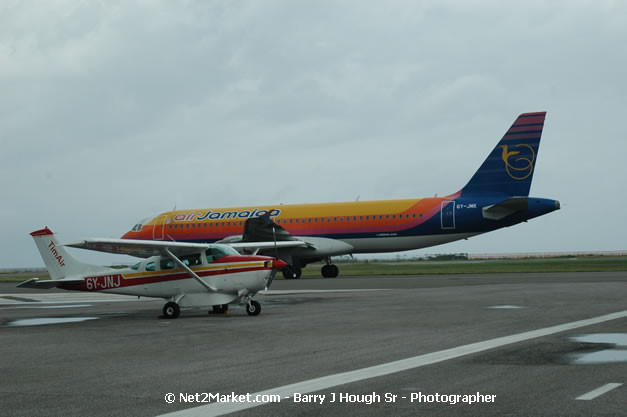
[1,1,626,268]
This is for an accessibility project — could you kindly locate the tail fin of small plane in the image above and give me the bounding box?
[461,112,546,197]
[31,227,105,279]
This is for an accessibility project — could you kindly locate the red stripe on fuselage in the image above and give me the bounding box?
[59,266,270,292]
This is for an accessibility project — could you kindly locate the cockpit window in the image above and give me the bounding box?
[210,245,238,261]
[130,262,141,270]
[131,223,143,232]
[146,262,156,272]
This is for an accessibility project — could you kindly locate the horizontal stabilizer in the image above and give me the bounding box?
[482,197,529,220]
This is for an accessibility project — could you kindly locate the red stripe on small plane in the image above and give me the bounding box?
[68,267,271,291]
[30,227,54,236]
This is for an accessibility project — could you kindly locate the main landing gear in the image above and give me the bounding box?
[321,263,339,278]
[282,265,302,280]
[162,301,260,318]
[163,302,180,319]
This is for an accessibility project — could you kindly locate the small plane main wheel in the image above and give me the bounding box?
[212,304,228,314]
[163,302,180,319]
[246,300,261,316]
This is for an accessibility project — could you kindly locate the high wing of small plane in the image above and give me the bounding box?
[121,112,561,280]
[20,227,289,319]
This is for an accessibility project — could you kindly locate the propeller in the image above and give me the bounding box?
[265,225,284,290]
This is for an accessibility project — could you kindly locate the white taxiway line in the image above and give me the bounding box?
[576,383,623,401]
[159,309,627,417]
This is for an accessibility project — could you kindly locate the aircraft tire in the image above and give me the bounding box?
[322,264,339,278]
[212,304,228,314]
[246,300,261,316]
[282,266,302,280]
[163,302,180,319]
[330,264,339,278]
[321,264,331,278]
[293,266,302,279]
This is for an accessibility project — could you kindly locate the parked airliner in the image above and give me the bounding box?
[121,112,560,279]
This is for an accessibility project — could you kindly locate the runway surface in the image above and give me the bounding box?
[1,271,626,417]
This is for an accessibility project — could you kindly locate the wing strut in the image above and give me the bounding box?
[163,248,218,292]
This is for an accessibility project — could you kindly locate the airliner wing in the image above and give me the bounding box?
[229,241,308,250]
[64,238,212,258]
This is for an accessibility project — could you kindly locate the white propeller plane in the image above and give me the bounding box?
[19,227,295,318]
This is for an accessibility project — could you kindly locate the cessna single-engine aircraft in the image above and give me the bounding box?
[19,227,290,318]
[122,112,560,279]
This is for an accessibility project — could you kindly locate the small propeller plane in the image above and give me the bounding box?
[19,227,295,318]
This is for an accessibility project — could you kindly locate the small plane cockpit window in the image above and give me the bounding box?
[130,262,141,270]
[210,245,238,261]
[146,262,156,272]
[180,253,202,267]
[131,223,143,232]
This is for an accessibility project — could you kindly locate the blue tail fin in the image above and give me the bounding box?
[461,112,546,197]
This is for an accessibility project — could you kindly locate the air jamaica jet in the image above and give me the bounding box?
[122,112,560,279]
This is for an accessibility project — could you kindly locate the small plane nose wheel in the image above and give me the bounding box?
[163,302,180,319]
[246,300,261,316]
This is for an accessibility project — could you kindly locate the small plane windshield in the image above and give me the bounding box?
[206,245,238,263]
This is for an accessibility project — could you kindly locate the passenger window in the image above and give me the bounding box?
[181,254,201,267]
[146,262,156,272]
[160,259,175,270]
[130,262,141,270]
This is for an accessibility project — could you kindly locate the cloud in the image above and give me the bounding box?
[1,1,626,267]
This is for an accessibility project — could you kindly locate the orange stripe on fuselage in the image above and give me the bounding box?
[124,195,459,240]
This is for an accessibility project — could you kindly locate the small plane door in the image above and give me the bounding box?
[152,215,169,240]
[440,201,455,229]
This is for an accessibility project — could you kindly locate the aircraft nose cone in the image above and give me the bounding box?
[273,259,288,270]
[555,200,561,210]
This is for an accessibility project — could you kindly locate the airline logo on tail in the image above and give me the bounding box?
[47,241,66,267]
[500,144,536,180]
